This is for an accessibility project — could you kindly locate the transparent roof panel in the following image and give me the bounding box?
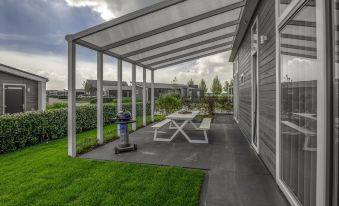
[152,45,232,68]
[109,10,241,55]
[142,38,233,65]
[81,0,243,47]
[128,27,236,61]
[70,0,247,69]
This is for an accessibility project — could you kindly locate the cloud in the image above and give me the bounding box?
[0,0,234,91]
[65,0,163,21]
[0,0,102,55]
[64,0,115,20]
[155,52,233,91]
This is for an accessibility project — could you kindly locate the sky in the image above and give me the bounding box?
[0,0,233,91]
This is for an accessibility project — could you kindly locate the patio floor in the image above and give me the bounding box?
[81,114,290,206]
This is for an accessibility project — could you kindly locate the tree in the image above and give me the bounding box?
[199,79,207,94]
[187,78,194,86]
[157,93,182,115]
[223,80,230,94]
[211,76,222,95]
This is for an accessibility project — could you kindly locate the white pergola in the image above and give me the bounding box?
[65,0,259,157]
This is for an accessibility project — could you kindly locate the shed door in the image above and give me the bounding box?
[4,85,25,114]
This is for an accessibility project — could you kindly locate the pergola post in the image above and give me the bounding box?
[151,69,155,122]
[132,64,137,131]
[97,51,104,144]
[67,41,76,157]
[142,68,147,126]
[117,59,122,136]
[38,81,46,111]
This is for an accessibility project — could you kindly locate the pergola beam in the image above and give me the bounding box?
[147,43,232,67]
[101,1,245,51]
[121,22,238,58]
[136,35,234,62]
[154,48,231,70]
[75,39,153,70]
[66,0,186,41]
[67,41,76,157]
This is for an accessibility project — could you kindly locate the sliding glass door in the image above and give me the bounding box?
[277,0,326,205]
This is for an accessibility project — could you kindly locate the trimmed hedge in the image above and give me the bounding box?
[0,102,150,154]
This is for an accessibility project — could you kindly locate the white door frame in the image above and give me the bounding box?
[275,0,327,206]
[251,16,260,153]
[2,83,27,114]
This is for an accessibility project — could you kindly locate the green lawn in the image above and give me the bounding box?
[0,116,204,206]
[76,115,164,153]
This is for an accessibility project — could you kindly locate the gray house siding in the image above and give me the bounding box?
[233,0,276,176]
[0,71,39,114]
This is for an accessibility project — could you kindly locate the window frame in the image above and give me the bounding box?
[275,0,328,206]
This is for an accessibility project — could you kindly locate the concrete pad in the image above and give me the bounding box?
[81,114,290,206]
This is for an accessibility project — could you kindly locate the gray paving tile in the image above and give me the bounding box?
[81,114,290,206]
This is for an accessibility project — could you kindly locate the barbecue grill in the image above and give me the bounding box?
[113,109,137,154]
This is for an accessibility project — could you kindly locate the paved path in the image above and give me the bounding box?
[81,114,290,206]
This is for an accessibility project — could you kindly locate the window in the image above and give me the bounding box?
[279,2,319,206]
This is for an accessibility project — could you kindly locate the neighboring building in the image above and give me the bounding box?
[47,89,85,99]
[231,1,337,206]
[84,80,132,97]
[0,64,48,114]
[47,90,68,99]
[85,80,203,101]
[135,82,203,101]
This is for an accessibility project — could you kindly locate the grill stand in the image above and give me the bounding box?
[113,120,137,154]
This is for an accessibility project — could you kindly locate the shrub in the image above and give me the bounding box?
[90,97,142,104]
[157,93,182,115]
[90,97,116,104]
[47,102,68,110]
[0,102,150,154]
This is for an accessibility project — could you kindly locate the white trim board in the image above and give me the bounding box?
[250,16,260,154]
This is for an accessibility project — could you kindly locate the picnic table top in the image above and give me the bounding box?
[166,110,199,120]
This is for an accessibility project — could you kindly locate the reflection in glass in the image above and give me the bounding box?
[279,0,293,14]
[279,2,317,206]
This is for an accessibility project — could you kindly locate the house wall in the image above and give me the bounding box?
[0,71,39,114]
[233,0,276,176]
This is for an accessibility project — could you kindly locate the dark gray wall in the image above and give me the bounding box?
[234,0,276,176]
[0,71,39,114]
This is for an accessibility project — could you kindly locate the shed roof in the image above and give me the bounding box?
[66,0,259,70]
[0,63,48,82]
